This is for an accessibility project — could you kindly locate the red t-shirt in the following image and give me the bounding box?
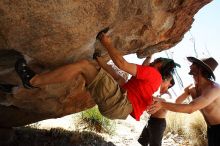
[122,65,162,121]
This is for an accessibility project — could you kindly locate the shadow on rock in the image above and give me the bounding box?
[2,127,115,146]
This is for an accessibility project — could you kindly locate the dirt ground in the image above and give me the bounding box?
[1,113,188,146]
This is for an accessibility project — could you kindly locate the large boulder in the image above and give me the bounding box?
[0,0,212,127]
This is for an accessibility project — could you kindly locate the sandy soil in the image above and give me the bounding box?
[32,113,188,146]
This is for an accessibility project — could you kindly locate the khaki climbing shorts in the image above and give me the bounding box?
[87,68,132,119]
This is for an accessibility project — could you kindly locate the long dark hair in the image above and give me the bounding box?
[160,60,177,79]
[153,58,179,80]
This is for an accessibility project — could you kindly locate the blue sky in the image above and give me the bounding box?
[126,1,220,94]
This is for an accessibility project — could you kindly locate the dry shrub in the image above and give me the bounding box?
[165,111,190,136]
[165,111,207,146]
[79,106,116,135]
[185,112,207,146]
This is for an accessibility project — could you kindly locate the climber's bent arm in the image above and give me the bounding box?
[100,34,137,76]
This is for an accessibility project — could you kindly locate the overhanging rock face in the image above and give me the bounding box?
[0,0,211,127]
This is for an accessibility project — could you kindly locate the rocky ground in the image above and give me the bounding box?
[1,113,189,146]
[100,116,189,146]
[32,114,189,146]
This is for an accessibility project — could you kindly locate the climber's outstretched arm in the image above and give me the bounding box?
[100,34,137,77]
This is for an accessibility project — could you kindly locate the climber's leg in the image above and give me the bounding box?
[30,60,99,87]
[15,59,99,88]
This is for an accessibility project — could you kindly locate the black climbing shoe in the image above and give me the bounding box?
[15,58,36,89]
[96,27,110,40]
[0,84,18,94]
